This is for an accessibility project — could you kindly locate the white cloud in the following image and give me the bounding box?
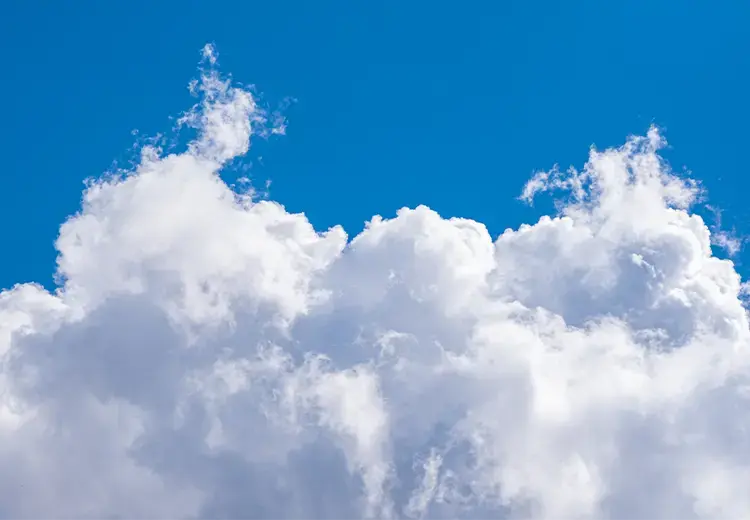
[1,45,749,519]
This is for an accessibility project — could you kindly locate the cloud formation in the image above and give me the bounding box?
[1,46,749,519]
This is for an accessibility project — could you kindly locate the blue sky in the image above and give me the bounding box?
[2,0,749,290]
[5,3,750,517]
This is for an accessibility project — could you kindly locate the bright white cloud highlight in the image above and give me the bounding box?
[1,46,749,519]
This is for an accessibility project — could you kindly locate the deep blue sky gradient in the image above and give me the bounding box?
[2,0,749,290]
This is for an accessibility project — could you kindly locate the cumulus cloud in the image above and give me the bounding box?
[1,45,749,519]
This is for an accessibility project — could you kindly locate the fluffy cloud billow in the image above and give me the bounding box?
[1,46,749,519]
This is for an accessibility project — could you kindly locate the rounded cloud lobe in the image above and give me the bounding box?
[2,49,749,519]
